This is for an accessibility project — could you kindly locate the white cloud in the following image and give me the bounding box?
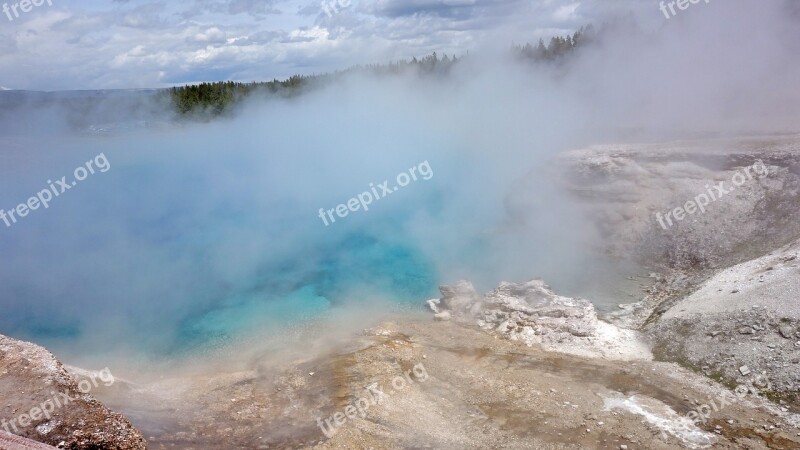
[0,0,626,89]
[552,2,580,22]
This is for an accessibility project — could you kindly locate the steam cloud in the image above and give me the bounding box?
[0,0,798,367]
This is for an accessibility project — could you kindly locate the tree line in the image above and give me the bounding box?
[167,27,593,118]
[513,25,594,61]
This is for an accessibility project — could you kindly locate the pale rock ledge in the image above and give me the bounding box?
[428,279,652,361]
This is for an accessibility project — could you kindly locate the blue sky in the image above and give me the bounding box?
[0,0,655,90]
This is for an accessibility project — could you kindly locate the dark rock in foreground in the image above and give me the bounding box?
[0,335,146,450]
[0,430,57,449]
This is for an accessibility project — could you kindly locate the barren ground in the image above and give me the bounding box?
[94,314,800,449]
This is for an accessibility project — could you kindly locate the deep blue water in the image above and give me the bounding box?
[0,132,446,357]
[0,106,599,359]
[173,234,438,352]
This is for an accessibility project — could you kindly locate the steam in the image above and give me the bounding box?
[0,0,798,370]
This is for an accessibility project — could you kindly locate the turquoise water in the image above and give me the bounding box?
[0,134,444,357]
[173,235,438,352]
[0,117,590,359]
[0,193,440,355]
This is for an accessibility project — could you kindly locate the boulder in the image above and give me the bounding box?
[432,279,598,345]
[438,280,482,318]
[0,334,146,450]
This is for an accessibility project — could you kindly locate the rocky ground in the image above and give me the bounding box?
[0,430,58,449]
[557,135,800,271]
[88,311,800,449]
[0,335,146,449]
[557,134,800,411]
[649,237,800,411]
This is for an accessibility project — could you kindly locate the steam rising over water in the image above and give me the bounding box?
[1,0,799,365]
[0,77,590,360]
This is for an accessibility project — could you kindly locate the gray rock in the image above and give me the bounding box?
[439,280,482,318]
[430,279,599,347]
[0,335,146,450]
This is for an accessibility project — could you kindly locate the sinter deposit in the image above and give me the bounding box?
[428,279,651,360]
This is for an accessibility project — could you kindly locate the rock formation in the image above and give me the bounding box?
[428,279,650,360]
[0,335,146,450]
